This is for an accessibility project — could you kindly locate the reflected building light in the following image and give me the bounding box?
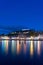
[26,41,30,52]
[16,40,21,54]
[37,40,41,55]
[2,36,9,54]
[24,43,26,54]
[30,36,34,56]
[4,37,9,54]
[2,40,5,52]
[11,40,16,54]
[5,40,8,53]
[34,41,37,51]
[37,35,41,55]
[20,40,23,44]
[41,41,43,50]
[2,40,6,52]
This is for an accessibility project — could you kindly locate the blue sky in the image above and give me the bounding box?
[0,0,43,33]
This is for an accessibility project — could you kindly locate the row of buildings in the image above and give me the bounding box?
[0,29,43,38]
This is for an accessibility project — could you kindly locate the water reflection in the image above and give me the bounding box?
[30,36,34,56]
[11,40,16,54]
[1,39,43,56]
[23,42,27,54]
[34,41,37,51]
[16,40,21,54]
[5,40,8,53]
[2,40,9,53]
[2,40,5,52]
[30,40,34,56]
[37,41,41,55]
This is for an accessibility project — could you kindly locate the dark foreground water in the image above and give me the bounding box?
[0,40,43,65]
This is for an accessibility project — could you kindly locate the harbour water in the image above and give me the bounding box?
[0,39,43,65]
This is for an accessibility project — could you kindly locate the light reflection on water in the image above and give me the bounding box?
[37,41,41,55]
[1,39,43,56]
[2,40,8,53]
[16,40,21,54]
[30,40,34,56]
[11,40,16,54]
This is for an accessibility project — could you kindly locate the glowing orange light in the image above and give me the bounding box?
[16,40,21,54]
[30,36,34,56]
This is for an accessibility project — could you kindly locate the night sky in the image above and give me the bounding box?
[0,0,43,33]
